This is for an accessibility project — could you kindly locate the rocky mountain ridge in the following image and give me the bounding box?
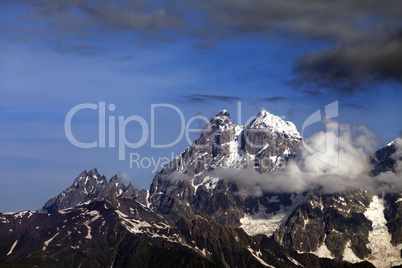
[39,168,149,213]
[149,109,304,227]
[1,109,401,267]
[1,196,372,267]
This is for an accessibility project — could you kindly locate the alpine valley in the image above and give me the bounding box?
[1,110,401,268]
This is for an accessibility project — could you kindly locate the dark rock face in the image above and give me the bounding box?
[384,193,402,246]
[39,169,147,213]
[369,142,396,176]
[274,191,373,260]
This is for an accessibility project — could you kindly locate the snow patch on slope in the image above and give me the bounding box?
[247,247,274,267]
[6,240,18,256]
[287,256,303,267]
[312,240,334,259]
[240,194,304,237]
[364,195,402,268]
[83,210,101,239]
[240,209,288,237]
[342,240,363,263]
[42,232,59,251]
[225,125,244,167]
[115,210,152,234]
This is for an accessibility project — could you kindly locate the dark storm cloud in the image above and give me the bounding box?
[8,0,402,92]
[199,0,402,93]
[14,0,186,39]
[181,94,241,103]
[292,30,402,93]
[301,90,323,96]
[203,0,402,93]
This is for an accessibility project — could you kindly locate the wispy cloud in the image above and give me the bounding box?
[301,90,323,96]
[53,43,98,55]
[264,97,285,102]
[117,170,132,185]
[340,103,370,111]
[180,94,241,103]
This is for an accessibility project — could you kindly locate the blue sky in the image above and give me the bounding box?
[1,0,401,212]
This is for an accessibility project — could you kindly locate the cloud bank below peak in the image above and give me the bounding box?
[210,124,402,196]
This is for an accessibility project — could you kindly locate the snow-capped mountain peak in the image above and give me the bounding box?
[216,109,230,116]
[206,109,235,132]
[249,109,301,140]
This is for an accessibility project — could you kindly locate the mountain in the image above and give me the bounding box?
[39,168,149,213]
[1,196,370,267]
[149,110,401,267]
[370,140,398,176]
[274,139,402,268]
[149,109,304,227]
[1,109,400,267]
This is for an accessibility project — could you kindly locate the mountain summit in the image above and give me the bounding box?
[39,168,148,213]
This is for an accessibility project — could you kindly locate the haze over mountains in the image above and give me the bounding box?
[1,110,401,267]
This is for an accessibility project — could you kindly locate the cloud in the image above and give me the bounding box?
[180,94,241,103]
[196,0,402,92]
[53,43,98,55]
[161,170,192,182]
[286,108,295,119]
[291,31,402,92]
[19,0,185,38]
[117,170,132,185]
[7,0,402,92]
[301,90,322,96]
[208,123,402,195]
[264,97,285,102]
[340,103,370,111]
[193,39,216,51]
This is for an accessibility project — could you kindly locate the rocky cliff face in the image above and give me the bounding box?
[274,191,373,260]
[370,141,397,176]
